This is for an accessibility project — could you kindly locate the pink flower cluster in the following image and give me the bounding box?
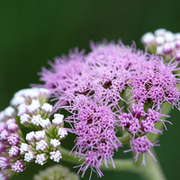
[39,40,180,178]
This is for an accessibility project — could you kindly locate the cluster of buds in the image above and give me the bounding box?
[33,164,80,180]
[0,88,67,180]
[0,106,25,179]
[141,28,180,61]
[119,103,171,165]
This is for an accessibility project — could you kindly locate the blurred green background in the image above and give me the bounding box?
[0,0,180,180]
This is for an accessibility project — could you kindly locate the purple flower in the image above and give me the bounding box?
[125,136,159,166]
[7,133,20,146]
[0,157,10,170]
[8,146,20,157]
[65,97,122,177]
[0,141,6,152]
[11,160,24,173]
[37,40,180,179]
[0,129,9,141]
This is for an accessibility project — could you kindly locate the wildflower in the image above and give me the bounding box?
[33,165,80,180]
[141,28,180,61]
[11,160,24,172]
[38,40,180,179]
[24,151,35,162]
[49,150,62,162]
[35,154,47,165]
[0,87,67,179]
[124,136,159,166]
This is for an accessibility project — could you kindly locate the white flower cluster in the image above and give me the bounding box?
[11,88,68,165]
[141,28,180,61]
[10,87,50,108]
[0,87,67,173]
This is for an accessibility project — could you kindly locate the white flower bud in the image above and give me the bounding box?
[141,32,155,45]
[58,128,68,139]
[154,28,166,36]
[52,114,64,126]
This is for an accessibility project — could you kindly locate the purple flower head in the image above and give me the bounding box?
[130,55,180,109]
[7,123,19,133]
[24,151,35,162]
[39,48,86,107]
[37,39,180,179]
[66,96,122,178]
[7,133,20,146]
[8,146,20,157]
[163,43,173,54]
[128,117,141,135]
[125,136,159,166]
[141,119,162,134]
[0,157,10,170]
[0,141,7,153]
[0,171,9,180]
[131,103,145,119]
[118,113,131,131]
[175,49,180,61]
[0,129,9,141]
[11,160,24,173]
[76,150,103,179]
[0,123,7,133]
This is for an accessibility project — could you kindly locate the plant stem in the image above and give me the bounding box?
[147,102,172,143]
[60,146,136,171]
[60,146,166,180]
[135,149,166,180]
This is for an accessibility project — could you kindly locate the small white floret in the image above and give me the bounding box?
[35,153,47,165]
[156,46,164,55]
[40,118,51,128]
[154,28,166,36]
[24,151,35,162]
[174,33,180,40]
[20,114,31,125]
[36,140,48,151]
[31,115,42,126]
[50,139,61,148]
[35,130,46,141]
[141,32,155,45]
[26,131,35,142]
[52,114,64,126]
[20,143,29,154]
[41,103,53,113]
[165,31,174,42]
[50,150,62,162]
[155,36,165,45]
[4,106,16,117]
[27,99,40,114]
[58,128,68,139]
[18,104,27,116]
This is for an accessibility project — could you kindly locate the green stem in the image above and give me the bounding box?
[118,133,130,145]
[135,149,166,180]
[60,146,166,180]
[147,102,172,142]
[60,146,136,171]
